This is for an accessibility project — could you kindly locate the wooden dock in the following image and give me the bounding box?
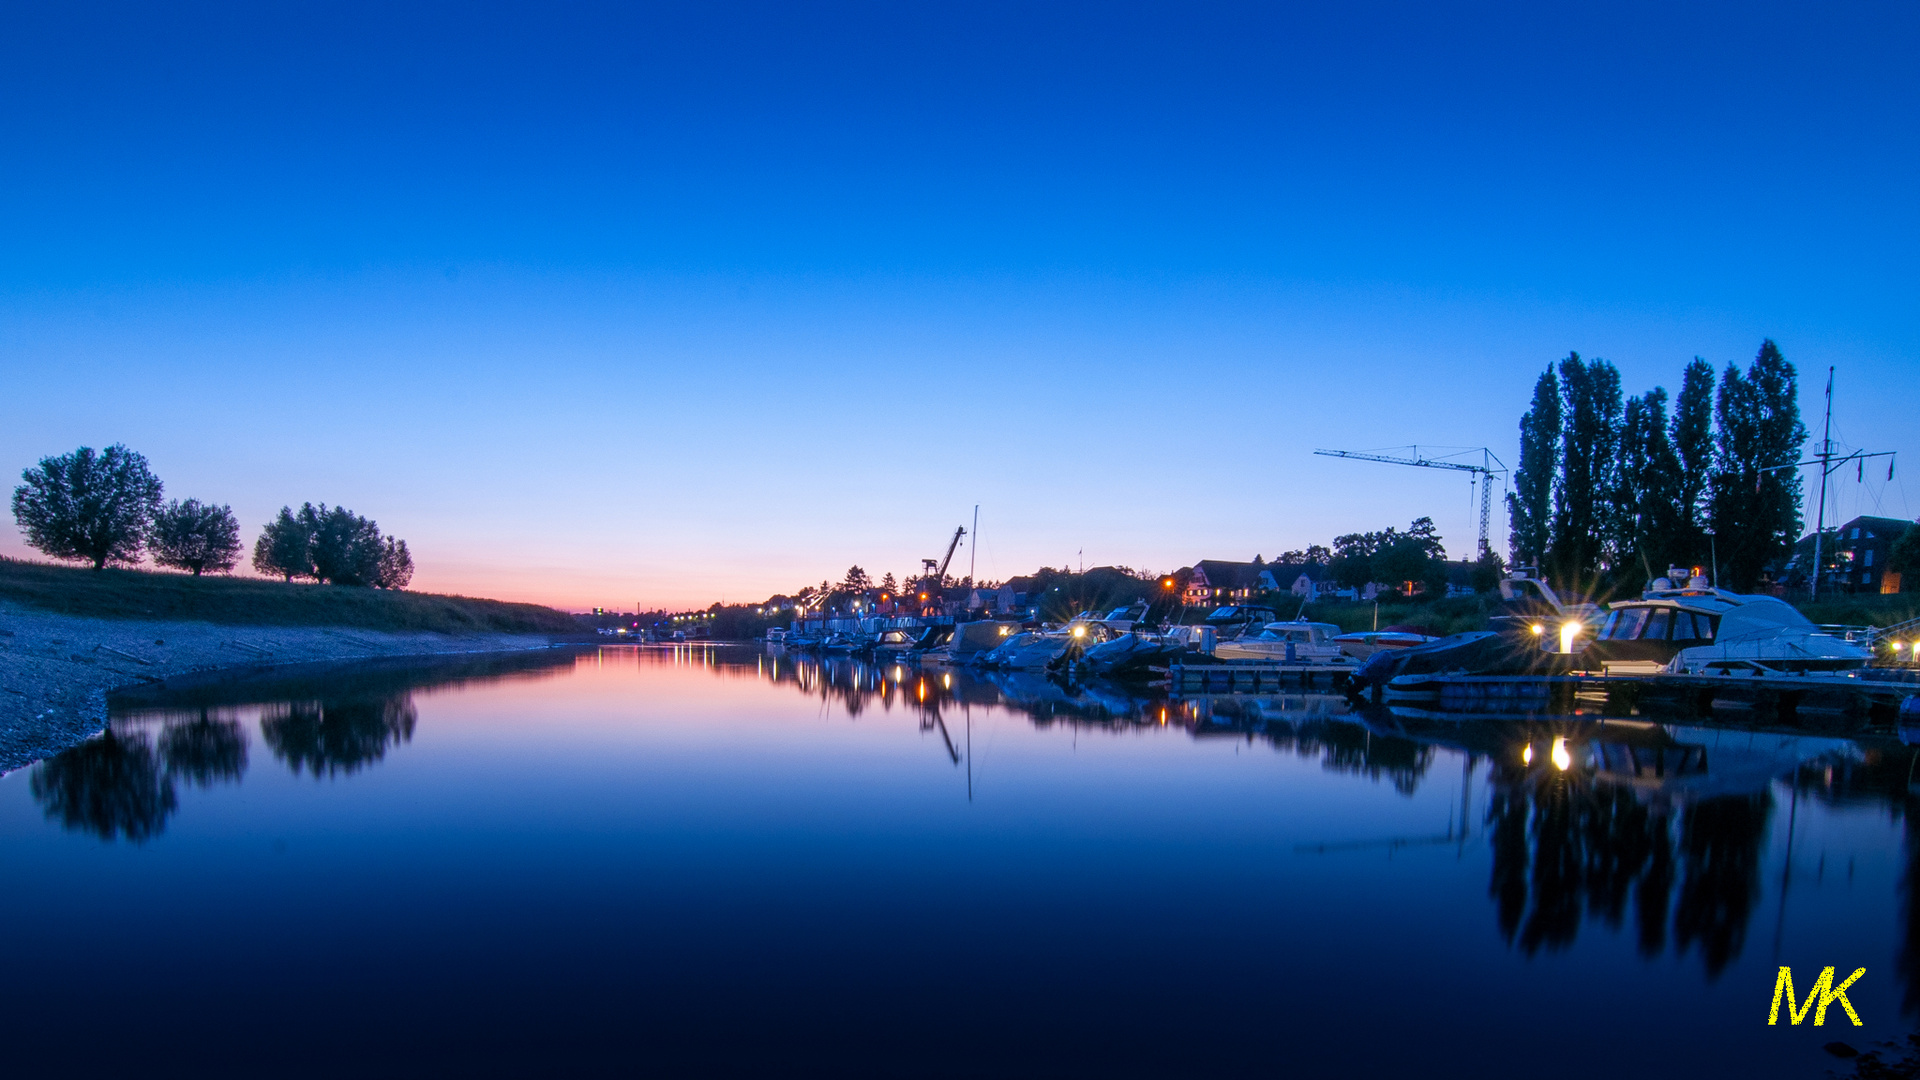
[1160,663,1354,693]
[1378,669,1919,722]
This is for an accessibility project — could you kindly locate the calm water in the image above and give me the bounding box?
[3,645,1914,1078]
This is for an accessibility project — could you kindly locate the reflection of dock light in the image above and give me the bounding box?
[1551,737,1572,771]
[1522,743,1534,765]
[1559,621,1581,654]
[942,673,951,689]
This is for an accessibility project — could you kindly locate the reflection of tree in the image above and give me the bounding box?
[262,694,417,778]
[1672,794,1771,977]
[159,711,248,787]
[29,730,178,843]
[1902,808,1920,1018]
[1483,766,1765,976]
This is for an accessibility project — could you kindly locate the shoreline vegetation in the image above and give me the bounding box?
[0,556,576,635]
[0,557,580,773]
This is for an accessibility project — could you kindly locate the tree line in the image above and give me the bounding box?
[1506,340,1807,592]
[9,443,411,588]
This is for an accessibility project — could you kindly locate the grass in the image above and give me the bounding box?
[0,556,579,635]
[1795,593,1920,629]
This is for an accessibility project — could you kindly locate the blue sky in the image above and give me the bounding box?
[3,2,1915,608]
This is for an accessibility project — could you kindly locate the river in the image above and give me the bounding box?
[1,644,1910,1077]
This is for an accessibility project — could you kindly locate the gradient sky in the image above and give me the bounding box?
[3,2,1915,610]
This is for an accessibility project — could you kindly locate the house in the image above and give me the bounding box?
[1183,561,1267,604]
[1255,563,1344,600]
[1833,515,1913,594]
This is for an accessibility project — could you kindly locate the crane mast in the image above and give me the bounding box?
[1313,446,1506,558]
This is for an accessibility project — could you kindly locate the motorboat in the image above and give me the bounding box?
[1081,630,1185,679]
[1214,620,1357,666]
[1203,605,1282,640]
[1329,625,1438,660]
[764,628,787,645]
[1577,572,1871,675]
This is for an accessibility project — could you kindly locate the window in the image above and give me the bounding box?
[1866,550,1874,567]
[1671,613,1704,641]
[1601,608,1650,641]
[1643,609,1672,640]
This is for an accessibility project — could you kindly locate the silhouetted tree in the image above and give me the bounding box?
[29,729,177,842]
[1671,359,1716,570]
[11,444,164,569]
[1507,366,1560,568]
[150,498,242,575]
[1614,388,1684,584]
[1888,525,1920,588]
[307,504,385,585]
[377,536,414,589]
[1550,353,1623,584]
[252,506,314,581]
[840,565,872,594]
[1709,340,1807,589]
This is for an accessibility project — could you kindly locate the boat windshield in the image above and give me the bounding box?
[1600,606,1717,641]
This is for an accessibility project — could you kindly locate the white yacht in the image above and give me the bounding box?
[1213,620,1357,666]
[1579,572,1871,675]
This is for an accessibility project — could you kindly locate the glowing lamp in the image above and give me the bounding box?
[1522,743,1534,765]
[1551,737,1572,771]
[1559,621,1581,654]
[1071,625,1086,638]
[1530,624,1545,636]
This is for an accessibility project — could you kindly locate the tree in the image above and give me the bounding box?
[11,444,164,569]
[377,537,414,590]
[1550,353,1623,584]
[1709,340,1807,589]
[840,565,872,594]
[879,572,898,596]
[1614,388,1683,585]
[1886,525,1920,590]
[1671,359,1716,568]
[1507,366,1560,569]
[252,506,314,581]
[150,498,242,576]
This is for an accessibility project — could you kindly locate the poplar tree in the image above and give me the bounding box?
[1549,353,1622,584]
[1708,340,1807,589]
[1614,388,1682,584]
[1505,366,1559,569]
[1670,359,1716,570]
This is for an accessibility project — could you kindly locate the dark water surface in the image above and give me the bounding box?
[3,644,1913,1078]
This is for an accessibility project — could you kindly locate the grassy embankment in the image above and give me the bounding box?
[1298,591,1920,636]
[0,557,578,635]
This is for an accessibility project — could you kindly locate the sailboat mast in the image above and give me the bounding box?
[970,504,978,584]
[1810,367,1834,600]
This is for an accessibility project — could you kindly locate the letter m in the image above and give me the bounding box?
[1769,967,1865,1026]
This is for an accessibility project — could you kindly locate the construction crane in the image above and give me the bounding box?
[1313,446,1507,558]
[918,526,968,598]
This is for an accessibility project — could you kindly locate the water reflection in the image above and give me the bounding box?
[160,710,249,788]
[262,694,417,778]
[29,729,177,843]
[730,645,1918,983]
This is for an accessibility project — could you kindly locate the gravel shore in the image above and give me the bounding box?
[0,600,559,773]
